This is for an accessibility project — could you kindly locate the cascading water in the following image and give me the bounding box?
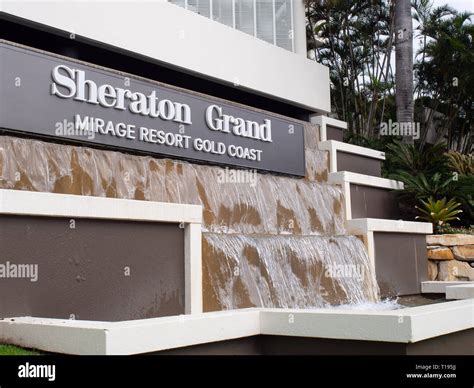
[203,233,378,310]
[0,126,380,311]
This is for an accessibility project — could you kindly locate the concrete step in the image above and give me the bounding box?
[328,171,403,220]
[445,284,474,300]
[310,115,347,142]
[319,140,385,177]
[347,218,433,297]
[422,281,472,293]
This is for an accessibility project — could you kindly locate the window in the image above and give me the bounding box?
[187,0,211,17]
[170,0,294,52]
[235,0,255,36]
[275,0,293,51]
[212,0,234,27]
[256,0,274,44]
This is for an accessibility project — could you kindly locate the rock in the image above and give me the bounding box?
[427,260,438,281]
[452,245,474,262]
[427,247,454,260]
[427,234,474,246]
[438,260,474,281]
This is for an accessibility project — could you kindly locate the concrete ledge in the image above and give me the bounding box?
[1,300,472,355]
[328,171,403,190]
[310,116,347,141]
[347,218,433,235]
[319,140,386,160]
[421,281,472,294]
[446,284,474,300]
[0,189,202,224]
[0,318,108,355]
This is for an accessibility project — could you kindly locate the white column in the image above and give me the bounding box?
[185,222,203,314]
[292,0,307,56]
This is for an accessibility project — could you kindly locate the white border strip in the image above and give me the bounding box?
[0,189,203,314]
[422,281,473,294]
[1,300,472,354]
[319,140,386,160]
[328,171,404,190]
[0,189,202,224]
[445,284,474,300]
[347,218,433,235]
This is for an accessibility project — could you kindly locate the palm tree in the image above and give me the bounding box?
[417,11,474,153]
[395,0,414,143]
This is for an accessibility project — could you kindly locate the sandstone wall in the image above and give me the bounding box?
[426,234,474,281]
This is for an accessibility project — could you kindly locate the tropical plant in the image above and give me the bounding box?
[414,10,474,152]
[449,174,474,225]
[392,171,454,201]
[385,140,448,176]
[446,151,474,175]
[306,0,396,137]
[415,197,462,229]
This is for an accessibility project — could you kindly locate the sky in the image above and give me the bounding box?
[432,0,474,13]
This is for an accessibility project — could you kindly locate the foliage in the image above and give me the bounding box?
[391,171,473,225]
[446,151,474,175]
[0,344,41,356]
[414,10,474,153]
[307,0,473,154]
[385,140,448,176]
[449,174,474,224]
[415,197,462,227]
[390,171,454,201]
[306,0,396,137]
[435,224,474,235]
[306,0,473,228]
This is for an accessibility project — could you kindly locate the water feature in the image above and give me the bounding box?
[0,125,381,310]
[203,233,378,310]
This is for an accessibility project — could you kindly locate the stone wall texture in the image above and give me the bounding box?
[426,234,474,281]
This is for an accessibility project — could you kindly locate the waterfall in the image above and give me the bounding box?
[203,233,378,311]
[0,134,381,310]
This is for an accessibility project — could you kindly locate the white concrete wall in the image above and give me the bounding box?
[2,300,472,354]
[0,0,330,113]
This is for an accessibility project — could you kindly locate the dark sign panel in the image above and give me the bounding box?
[0,41,305,176]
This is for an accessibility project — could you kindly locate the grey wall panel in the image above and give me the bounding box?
[0,215,185,321]
[350,185,399,219]
[326,125,343,141]
[337,151,382,177]
[373,232,428,296]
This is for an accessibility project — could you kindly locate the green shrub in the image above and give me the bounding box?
[446,151,474,175]
[390,172,454,201]
[385,141,448,176]
[415,197,463,230]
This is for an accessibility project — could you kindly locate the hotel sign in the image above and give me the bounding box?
[0,42,305,176]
